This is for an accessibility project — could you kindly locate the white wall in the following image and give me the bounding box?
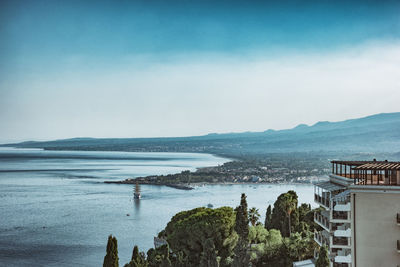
[352,191,400,267]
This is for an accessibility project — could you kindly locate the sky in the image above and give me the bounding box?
[0,0,400,142]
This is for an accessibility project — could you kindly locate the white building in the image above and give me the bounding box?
[313,160,400,267]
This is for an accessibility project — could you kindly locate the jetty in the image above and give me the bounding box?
[104,179,194,190]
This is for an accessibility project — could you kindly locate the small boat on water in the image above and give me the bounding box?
[134,181,141,199]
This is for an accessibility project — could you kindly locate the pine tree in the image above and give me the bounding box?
[233,193,249,267]
[104,235,119,267]
[315,246,329,267]
[264,205,272,230]
[199,238,219,267]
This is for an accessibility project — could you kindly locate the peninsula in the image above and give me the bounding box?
[104,154,331,189]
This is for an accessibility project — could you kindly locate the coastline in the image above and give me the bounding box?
[104,178,317,190]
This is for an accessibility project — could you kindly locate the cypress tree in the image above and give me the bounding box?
[104,235,119,267]
[132,245,139,262]
[264,205,272,230]
[233,193,249,267]
[315,246,329,267]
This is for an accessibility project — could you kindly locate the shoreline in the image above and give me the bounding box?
[104,179,317,190]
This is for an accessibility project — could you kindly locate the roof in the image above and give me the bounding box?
[331,160,400,170]
[293,259,315,267]
[354,162,400,170]
[313,181,345,191]
[331,160,369,166]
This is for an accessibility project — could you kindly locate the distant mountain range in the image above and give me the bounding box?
[3,112,400,157]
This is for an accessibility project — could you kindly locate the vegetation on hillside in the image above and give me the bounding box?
[106,191,320,267]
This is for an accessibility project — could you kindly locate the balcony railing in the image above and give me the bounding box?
[334,251,352,264]
[333,202,351,212]
[332,211,349,221]
[314,230,329,247]
[315,194,330,208]
[334,227,351,238]
[315,211,329,230]
[332,237,350,247]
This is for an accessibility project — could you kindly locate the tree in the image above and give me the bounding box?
[248,207,260,226]
[271,191,299,237]
[315,246,329,267]
[233,193,250,267]
[124,245,148,267]
[147,245,171,267]
[264,205,272,230]
[132,245,139,262]
[251,229,286,267]
[104,235,119,267]
[248,225,268,244]
[199,238,219,267]
[283,197,296,236]
[164,207,237,267]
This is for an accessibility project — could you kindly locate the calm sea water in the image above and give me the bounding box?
[0,148,315,267]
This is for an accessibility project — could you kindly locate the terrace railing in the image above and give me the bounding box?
[332,237,350,247]
[315,194,330,208]
[332,211,349,221]
[315,211,329,229]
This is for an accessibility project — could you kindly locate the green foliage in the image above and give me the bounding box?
[147,245,171,267]
[315,246,329,267]
[250,229,287,267]
[120,191,319,267]
[124,245,148,267]
[249,225,268,244]
[199,238,219,267]
[248,207,261,226]
[132,245,139,261]
[286,231,316,261]
[233,193,250,267]
[264,205,272,230]
[271,191,299,237]
[164,206,237,267]
[104,235,119,267]
[251,191,318,266]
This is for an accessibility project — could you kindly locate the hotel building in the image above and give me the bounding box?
[313,160,400,267]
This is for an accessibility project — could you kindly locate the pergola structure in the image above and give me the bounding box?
[331,160,400,186]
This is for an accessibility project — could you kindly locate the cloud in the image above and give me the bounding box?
[0,41,399,141]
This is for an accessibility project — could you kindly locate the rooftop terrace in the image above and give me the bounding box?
[331,160,400,186]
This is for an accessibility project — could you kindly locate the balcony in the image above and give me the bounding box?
[314,193,330,209]
[332,237,350,248]
[333,202,350,212]
[314,230,329,247]
[314,210,330,230]
[332,211,349,221]
[334,250,352,263]
[334,225,351,237]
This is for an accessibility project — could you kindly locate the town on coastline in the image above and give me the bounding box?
[105,155,332,188]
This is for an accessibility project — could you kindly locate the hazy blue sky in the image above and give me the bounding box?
[1,0,400,142]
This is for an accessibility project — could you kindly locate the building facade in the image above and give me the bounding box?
[313,160,400,267]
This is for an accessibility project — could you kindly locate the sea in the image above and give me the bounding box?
[0,147,315,266]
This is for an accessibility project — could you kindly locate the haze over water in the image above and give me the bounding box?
[0,148,314,266]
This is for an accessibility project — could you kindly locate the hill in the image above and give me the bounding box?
[3,112,400,157]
